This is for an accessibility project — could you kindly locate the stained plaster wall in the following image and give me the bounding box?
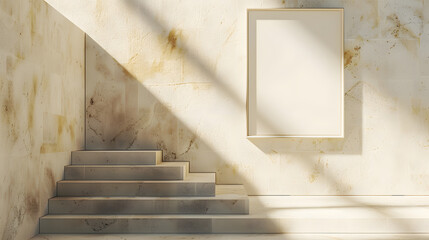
[0,0,85,239]
[45,0,429,195]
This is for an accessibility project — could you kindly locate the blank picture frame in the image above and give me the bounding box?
[247,9,344,138]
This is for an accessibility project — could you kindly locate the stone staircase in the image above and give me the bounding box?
[39,150,249,234]
[38,150,429,234]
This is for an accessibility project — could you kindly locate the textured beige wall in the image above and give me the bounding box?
[0,0,85,239]
[46,0,429,195]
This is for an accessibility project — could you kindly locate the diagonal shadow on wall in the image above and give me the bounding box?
[85,35,288,233]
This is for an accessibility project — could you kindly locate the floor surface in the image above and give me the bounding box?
[31,234,429,240]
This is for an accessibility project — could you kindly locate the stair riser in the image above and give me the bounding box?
[40,218,211,234]
[40,218,429,234]
[71,151,162,165]
[57,182,215,197]
[49,199,249,215]
[64,166,185,180]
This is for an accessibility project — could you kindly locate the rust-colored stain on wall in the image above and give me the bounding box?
[309,158,322,183]
[45,168,56,188]
[25,193,39,218]
[344,46,361,69]
[69,121,76,142]
[27,75,38,130]
[167,28,181,52]
[387,13,419,39]
[40,115,72,153]
[1,79,18,142]
[121,27,190,84]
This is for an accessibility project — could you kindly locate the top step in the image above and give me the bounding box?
[72,151,162,165]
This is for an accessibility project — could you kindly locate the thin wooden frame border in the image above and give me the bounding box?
[246,8,344,138]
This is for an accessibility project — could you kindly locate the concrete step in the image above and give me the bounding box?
[64,162,189,180]
[57,173,215,197]
[40,196,429,234]
[49,185,248,215]
[71,150,162,165]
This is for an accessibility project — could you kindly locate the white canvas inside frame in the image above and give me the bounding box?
[247,9,344,138]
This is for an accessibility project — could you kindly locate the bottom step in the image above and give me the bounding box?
[40,196,429,234]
